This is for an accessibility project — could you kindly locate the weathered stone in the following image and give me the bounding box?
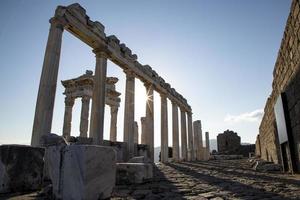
[45,145,116,199]
[128,156,151,163]
[116,163,153,184]
[254,160,282,172]
[0,145,44,193]
[211,155,243,160]
[40,133,67,147]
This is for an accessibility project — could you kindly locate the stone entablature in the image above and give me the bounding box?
[54,3,191,112]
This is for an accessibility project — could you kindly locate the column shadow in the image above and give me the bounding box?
[166,162,291,199]
[182,161,300,187]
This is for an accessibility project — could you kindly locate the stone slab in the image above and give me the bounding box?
[116,163,153,184]
[45,145,116,199]
[0,145,45,193]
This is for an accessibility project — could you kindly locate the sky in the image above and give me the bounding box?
[0,0,292,148]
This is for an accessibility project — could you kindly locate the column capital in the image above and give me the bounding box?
[171,101,178,106]
[124,69,135,79]
[144,82,153,89]
[81,95,91,102]
[93,49,109,58]
[160,92,167,99]
[65,96,75,107]
[49,17,67,30]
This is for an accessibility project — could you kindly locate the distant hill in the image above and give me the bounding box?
[153,139,218,163]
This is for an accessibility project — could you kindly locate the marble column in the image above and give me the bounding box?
[89,51,107,145]
[62,96,75,137]
[205,131,210,160]
[109,106,118,142]
[141,117,146,144]
[192,121,199,160]
[134,121,139,144]
[172,101,179,161]
[187,112,194,161]
[79,96,90,137]
[145,83,154,162]
[31,18,64,146]
[160,93,168,163]
[193,120,203,160]
[180,108,188,160]
[123,70,135,160]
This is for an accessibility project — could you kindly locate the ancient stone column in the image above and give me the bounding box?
[172,101,180,161]
[160,93,168,163]
[193,120,203,160]
[109,106,118,142]
[205,131,210,160]
[187,112,194,161]
[89,51,107,145]
[192,121,199,160]
[141,117,146,144]
[180,108,188,160]
[123,70,135,160]
[79,96,90,137]
[62,96,75,137]
[145,83,154,162]
[31,18,64,146]
[134,121,139,144]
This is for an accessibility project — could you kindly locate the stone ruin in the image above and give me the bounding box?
[0,3,211,198]
[216,130,255,158]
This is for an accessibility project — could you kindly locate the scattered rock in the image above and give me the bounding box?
[116,163,153,184]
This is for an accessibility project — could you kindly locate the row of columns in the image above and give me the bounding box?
[31,17,210,163]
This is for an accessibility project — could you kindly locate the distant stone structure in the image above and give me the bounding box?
[217,130,255,157]
[217,130,241,154]
[256,0,300,173]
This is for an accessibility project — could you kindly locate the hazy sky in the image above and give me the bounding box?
[0,0,291,148]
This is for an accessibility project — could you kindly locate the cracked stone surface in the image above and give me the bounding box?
[1,159,300,199]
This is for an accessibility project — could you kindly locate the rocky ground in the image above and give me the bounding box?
[1,159,300,200]
[112,159,300,200]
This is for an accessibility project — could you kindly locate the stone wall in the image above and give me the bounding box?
[217,130,241,153]
[257,0,300,164]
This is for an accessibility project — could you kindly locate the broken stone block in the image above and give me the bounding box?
[116,163,153,184]
[254,160,282,172]
[0,145,45,193]
[45,145,116,199]
[40,133,67,147]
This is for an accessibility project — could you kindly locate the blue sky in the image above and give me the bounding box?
[0,0,291,148]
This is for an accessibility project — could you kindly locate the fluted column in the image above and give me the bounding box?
[31,18,64,146]
[180,108,187,160]
[123,70,135,160]
[160,93,168,163]
[62,96,75,137]
[145,83,154,162]
[172,101,179,161]
[109,106,118,142]
[187,112,194,161]
[193,121,199,160]
[89,50,107,145]
[141,117,146,144]
[79,96,90,137]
